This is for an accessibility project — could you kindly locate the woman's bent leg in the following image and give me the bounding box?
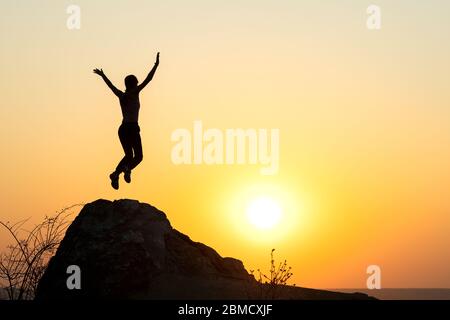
[115,125,134,174]
[129,126,143,170]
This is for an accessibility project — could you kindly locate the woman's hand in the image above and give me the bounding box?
[93,68,105,77]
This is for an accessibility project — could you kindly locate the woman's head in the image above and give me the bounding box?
[124,75,138,90]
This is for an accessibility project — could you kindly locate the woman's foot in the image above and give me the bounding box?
[124,169,131,183]
[109,172,119,190]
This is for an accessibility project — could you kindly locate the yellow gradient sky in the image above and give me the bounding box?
[1,0,449,288]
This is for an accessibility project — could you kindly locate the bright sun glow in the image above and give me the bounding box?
[227,183,303,243]
[246,197,282,230]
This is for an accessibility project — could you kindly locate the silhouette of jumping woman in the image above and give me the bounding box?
[93,52,160,190]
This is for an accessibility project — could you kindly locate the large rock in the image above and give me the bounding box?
[35,199,374,300]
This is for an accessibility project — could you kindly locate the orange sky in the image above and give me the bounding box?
[0,0,449,288]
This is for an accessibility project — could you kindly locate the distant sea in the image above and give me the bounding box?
[333,288,450,300]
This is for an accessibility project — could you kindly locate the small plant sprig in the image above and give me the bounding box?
[249,249,294,299]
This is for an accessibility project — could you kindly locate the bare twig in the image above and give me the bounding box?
[0,204,83,300]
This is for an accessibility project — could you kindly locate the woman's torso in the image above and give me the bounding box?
[119,91,140,123]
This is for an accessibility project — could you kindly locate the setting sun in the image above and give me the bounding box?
[246,197,282,230]
[226,183,305,245]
